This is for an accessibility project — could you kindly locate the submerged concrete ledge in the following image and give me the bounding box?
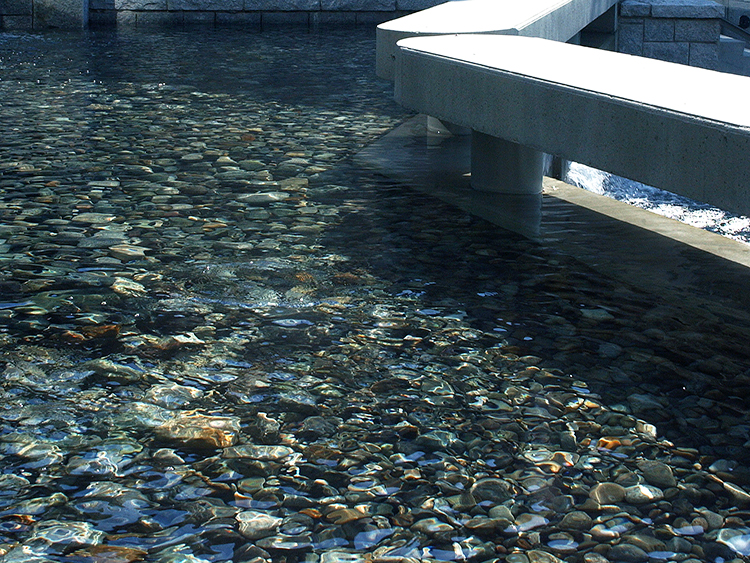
[356,114,750,309]
[394,34,750,216]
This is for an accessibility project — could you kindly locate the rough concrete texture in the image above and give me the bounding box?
[618,21,645,53]
[115,0,167,9]
[169,0,243,9]
[620,0,652,16]
[34,0,88,27]
[248,0,320,10]
[394,34,750,216]
[689,39,718,67]
[644,17,675,40]
[650,0,723,17]
[376,0,619,79]
[2,0,32,14]
[674,18,720,41]
[643,39,690,62]
[322,0,394,11]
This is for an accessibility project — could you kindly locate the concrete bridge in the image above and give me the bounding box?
[377,0,750,218]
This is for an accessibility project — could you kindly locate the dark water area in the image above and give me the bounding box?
[1,27,750,563]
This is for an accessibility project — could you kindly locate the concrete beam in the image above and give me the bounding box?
[394,34,750,216]
[376,0,619,79]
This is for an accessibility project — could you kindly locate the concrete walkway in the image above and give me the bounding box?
[376,0,618,79]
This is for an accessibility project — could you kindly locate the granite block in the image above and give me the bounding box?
[643,40,689,63]
[321,0,394,10]
[644,17,674,40]
[246,0,319,9]
[168,0,242,9]
[116,9,140,24]
[1,14,32,28]
[620,0,651,17]
[136,10,185,24]
[2,0,32,15]
[34,0,87,28]
[116,0,168,9]
[618,22,644,55]
[689,40,718,69]
[650,0,723,19]
[674,18,720,41]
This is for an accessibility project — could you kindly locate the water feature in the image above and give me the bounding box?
[1,26,750,563]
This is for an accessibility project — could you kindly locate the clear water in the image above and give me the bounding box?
[1,27,750,563]
[566,162,750,245]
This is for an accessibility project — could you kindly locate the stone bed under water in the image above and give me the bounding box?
[2,27,750,563]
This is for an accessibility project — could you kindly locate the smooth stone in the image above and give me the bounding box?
[30,520,104,547]
[155,412,241,449]
[223,444,294,461]
[111,277,147,296]
[637,460,677,488]
[411,516,454,536]
[326,507,369,525]
[507,513,549,533]
[559,510,592,531]
[470,478,512,503]
[527,550,565,563]
[72,212,117,224]
[320,552,366,563]
[622,533,666,552]
[607,543,649,562]
[414,429,460,451]
[109,244,149,261]
[237,192,289,205]
[624,484,664,504]
[237,510,283,539]
[589,482,626,504]
[144,383,203,409]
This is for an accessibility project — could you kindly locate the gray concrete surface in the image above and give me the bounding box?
[376,0,619,79]
[394,33,750,217]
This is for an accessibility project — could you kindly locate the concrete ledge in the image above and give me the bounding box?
[394,34,750,215]
[376,0,619,79]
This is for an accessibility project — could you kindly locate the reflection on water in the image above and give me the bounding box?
[1,27,750,563]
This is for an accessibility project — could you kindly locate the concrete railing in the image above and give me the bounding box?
[376,0,619,79]
[394,34,750,216]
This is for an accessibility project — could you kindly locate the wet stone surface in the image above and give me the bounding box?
[1,26,750,563]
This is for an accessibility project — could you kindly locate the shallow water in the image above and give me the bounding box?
[1,27,750,563]
[565,163,750,245]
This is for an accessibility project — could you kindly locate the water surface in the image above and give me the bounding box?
[1,27,750,563]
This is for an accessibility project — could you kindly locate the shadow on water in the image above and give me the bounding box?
[354,115,750,453]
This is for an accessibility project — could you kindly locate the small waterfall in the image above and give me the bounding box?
[563,162,750,245]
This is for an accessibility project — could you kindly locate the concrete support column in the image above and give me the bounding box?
[470,131,544,194]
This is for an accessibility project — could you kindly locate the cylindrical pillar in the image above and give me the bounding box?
[471,131,544,194]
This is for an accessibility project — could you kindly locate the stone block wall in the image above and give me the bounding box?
[0,0,88,29]
[618,0,724,69]
[86,0,443,27]
[0,0,443,28]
